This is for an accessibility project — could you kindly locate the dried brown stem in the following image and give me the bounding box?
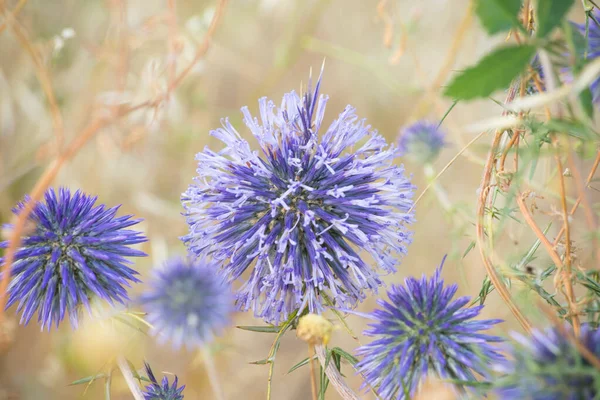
[0,2,64,149]
[476,128,532,333]
[0,0,229,323]
[553,139,580,335]
[0,0,26,33]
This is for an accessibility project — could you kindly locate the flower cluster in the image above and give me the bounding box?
[398,121,446,165]
[140,257,234,349]
[143,362,185,400]
[1,188,146,330]
[356,257,504,399]
[494,324,600,399]
[182,73,415,324]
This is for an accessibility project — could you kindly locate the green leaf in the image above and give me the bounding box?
[70,374,106,386]
[444,45,537,100]
[236,325,281,333]
[536,0,575,38]
[331,347,359,365]
[580,88,595,120]
[287,357,312,374]
[474,0,522,34]
[462,240,476,259]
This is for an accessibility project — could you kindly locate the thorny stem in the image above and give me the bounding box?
[116,356,144,400]
[0,0,229,324]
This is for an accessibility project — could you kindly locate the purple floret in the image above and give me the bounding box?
[182,71,415,324]
[356,256,504,400]
[0,187,147,330]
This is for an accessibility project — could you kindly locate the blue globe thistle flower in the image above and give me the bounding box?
[0,188,146,330]
[494,324,600,399]
[143,362,185,400]
[398,121,446,165]
[355,256,504,400]
[182,71,415,324]
[140,257,234,349]
[575,12,600,103]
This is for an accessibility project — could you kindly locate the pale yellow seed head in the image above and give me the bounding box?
[296,314,333,346]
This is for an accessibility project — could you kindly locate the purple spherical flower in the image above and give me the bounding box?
[140,257,233,348]
[575,11,600,103]
[182,72,415,324]
[0,188,146,330]
[494,324,600,399]
[143,362,185,400]
[398,120,446,165]
[356,256,504,400]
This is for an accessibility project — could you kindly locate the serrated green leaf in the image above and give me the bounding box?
[236,325,281,333]
[444,45,537,100]
[474,0,522,34]
[536,0,575,38]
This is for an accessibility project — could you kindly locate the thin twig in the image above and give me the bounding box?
[0,0,26,33]
[476,128,532,333]
[0,2,64,149]
[410,128,489,212]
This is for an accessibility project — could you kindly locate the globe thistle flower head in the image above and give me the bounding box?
[0,187,146,330]
[182,69,415,324]
[494,324,600,399]
[398,121,446,165]
[142,362,185,400]
[355,256,504,400]
[140,257,234,349]
[575,11,600,103]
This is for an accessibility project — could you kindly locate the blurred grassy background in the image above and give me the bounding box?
[0,0,590,398]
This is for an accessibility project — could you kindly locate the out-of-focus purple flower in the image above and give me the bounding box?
[356,256,504,400]
[575,11,600,103]
[140,257,233,348]
[0,188,146,330]
[494,324,600,399]
[182,71,415,324]
[142,362,185,400]
[398,121,446,164]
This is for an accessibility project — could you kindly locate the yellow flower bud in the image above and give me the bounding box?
[296,314,333,346]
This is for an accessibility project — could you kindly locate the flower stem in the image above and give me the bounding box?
[202,346,225,400]
[308,344,318,400]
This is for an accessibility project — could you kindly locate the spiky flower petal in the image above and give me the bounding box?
[140,257,233,348]
[398,121,446,165]
[182,72,415,324]
[143,362,185,400]
[494,324,600,399]
[356,256,504,400]
[1,188,146,330]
